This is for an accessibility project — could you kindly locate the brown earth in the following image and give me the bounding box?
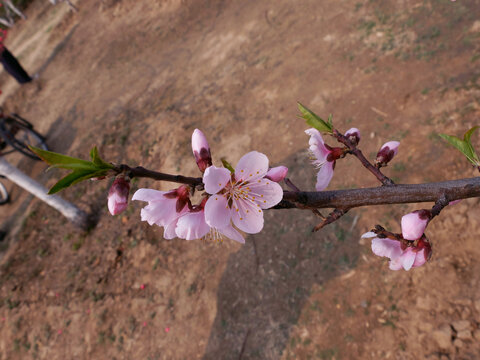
[0,0,480,359]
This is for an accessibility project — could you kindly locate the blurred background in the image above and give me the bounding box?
[0,0,479,359]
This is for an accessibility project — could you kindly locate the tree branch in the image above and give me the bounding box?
[116,165,203,188]
[280,177,480,209]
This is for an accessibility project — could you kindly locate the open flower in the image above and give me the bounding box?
[363,232,431,271]
[107,177,130,215]
[203,151,283,234]
[305,128,344,191]
[132,185,190,239]
[175,199,245,243]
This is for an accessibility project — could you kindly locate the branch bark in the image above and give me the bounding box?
[279,177,480,209]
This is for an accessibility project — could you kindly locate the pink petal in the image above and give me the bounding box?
[204,195,231,229]
[247,178,284,209]
[235,151,269,182]
[163,218,180,239]
[108,192,128,215]
[401,212,429,240]
[218,224,245,244]
[231,198,264,233]
[388,257,404,271]
[265,166,288,182]
[361,231,377,238]
[139,199,177,226]
[315,161,334,191]
[412,249,427,268]
[176,211,210,240]
[371,238,403,259]
[192,129,210,154]
[305,128,330,162]
[132,188,169,202]
[449,199,461,206]
[380,141,400,155]
[203,166,231,194]
[399,248,416,271]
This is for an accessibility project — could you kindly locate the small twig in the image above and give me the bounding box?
[115,165,203,188]
[312,209,326,220]
[333,129,394,186]
[371,106,389,118]
[313,208,349,232]
[284,178,300,192]
[430,194,449,220]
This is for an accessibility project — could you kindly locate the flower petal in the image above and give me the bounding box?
[247,178,283,209]
[218,224,245,244]
[401,211,429,240]
[176,211,210,240]
[361,231,377,238]
[315,161,334,191]
[412,249,427,268]
[163,218,179,240]
[203,166,231,194]
[305,128,330,162]
[204,195,231,229]
[139,199,177,226]
[265,166,288,182]
[235,151,269,182]
[371,238,403,259]
[399,248,416,271]
[231,198,264,233]
[132,188,169,202]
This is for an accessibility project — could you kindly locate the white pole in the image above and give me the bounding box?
[0,158,90,229]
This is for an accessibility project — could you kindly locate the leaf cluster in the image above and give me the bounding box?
[29,146,114,194]
[439,126,480,167]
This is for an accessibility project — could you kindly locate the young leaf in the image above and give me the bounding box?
[90,146,114,169]
[297,102,333,133]
[220,158,235,173]
[29,146,98,170]
[438,131,479,166]
[48,169,109,194]
[463,126,480,162]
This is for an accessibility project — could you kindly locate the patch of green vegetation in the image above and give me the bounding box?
[359,20,376,36]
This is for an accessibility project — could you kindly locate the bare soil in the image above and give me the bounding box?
[0,0,480,359]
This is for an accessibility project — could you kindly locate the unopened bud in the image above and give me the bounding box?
[108,177,130,215]
[344,128,361,145]
[192,129,212,172]
[375,141,400,166]
[265,166,288,182]
[401,210,431,240]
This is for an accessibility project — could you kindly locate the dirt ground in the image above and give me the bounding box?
[0,0,479,359]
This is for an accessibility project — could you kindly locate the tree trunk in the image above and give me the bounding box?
[0,158,90,230]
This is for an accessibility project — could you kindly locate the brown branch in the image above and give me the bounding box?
[280,177,480,209]
[313,208,349,232]
[116,165,203,188]
[333,129,394,186]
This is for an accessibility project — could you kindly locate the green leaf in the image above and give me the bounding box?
[89,146,114,169]
[463,126,480,162]
[297,102,333,133]
[29,146,99,171]
[438,132,479,165]
[48,169,108,194]
[220,158,235,173]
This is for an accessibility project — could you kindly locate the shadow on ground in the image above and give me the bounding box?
[203,151,363,359]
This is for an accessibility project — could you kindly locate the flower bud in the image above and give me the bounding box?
[192,129,212,172]
[344,128,361,145]
[265,166,288,182]
[375,141,400,166]
[108,177,130,215]
[401,210,431,240]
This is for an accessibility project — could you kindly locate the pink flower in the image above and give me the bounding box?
[344,128,361,145]
[401,210,431,240]
[108,177,130,215]
[192,129,212,172]
[362,230,432,271]
[132,185,190,239]
[375,141,400,166]
[305,128,344,191]
[265,166,288,182]
[203,151,283,234]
